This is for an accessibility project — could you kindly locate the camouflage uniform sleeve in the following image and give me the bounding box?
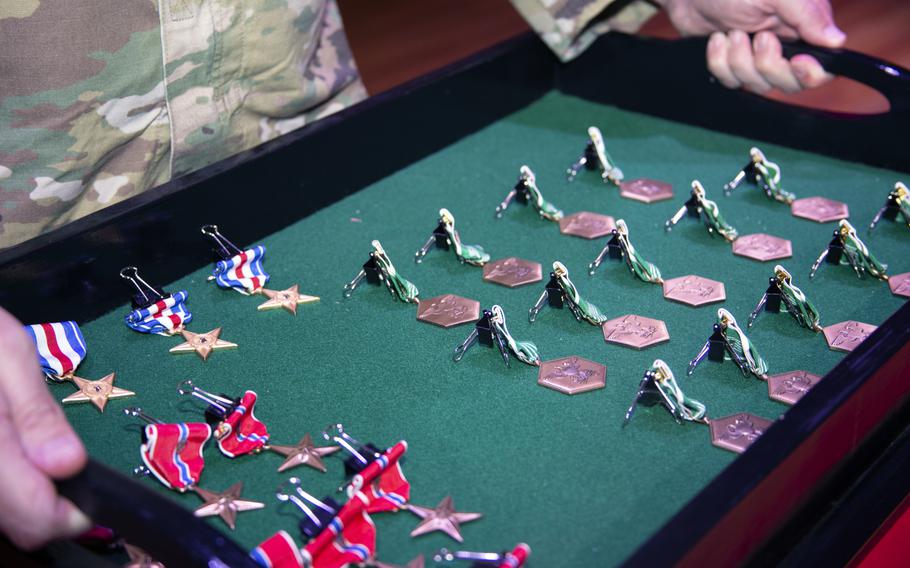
[510,0,659,62]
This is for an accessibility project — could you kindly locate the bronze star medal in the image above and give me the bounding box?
[268,433,341,473]
[256,284,319,315]
[169,327,237,361]
[61,373,135,412]
[192,481,264,530]
[407,496,482,542]
[124,543,165,568]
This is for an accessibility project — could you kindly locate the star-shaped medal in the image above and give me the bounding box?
[256,284,320,315]
[192,482,264,530]
[373,555,425,568]
[124,543,165,568]
[170,328,237,361]
[62,373,135,412]
[268,433,341,473]
[407,496,482,542]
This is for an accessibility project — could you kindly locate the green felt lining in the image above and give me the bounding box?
[66,92,908,567]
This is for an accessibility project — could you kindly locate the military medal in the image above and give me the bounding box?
[665,181,739,242]
[177,380,275,458]
[434,543,531,567]
[731,233,793,262]
[344,240,419,303]
[724,147,795,204]
[120,266,237,360]
[602,315,669,350]
[767,370,823,405]
[453,305,540,367]
[822,320,878,353]
[624,359,707,426]
[529,261,607,326]
[202,224,319,313]
[624,360,773,453]
[588,219,663,284]
[791,196,849,223]
[566,126,624,185]
[25,321,134,412]
[810,219,889,280]
[495,165,563,221]
[869,181,910,232]
[414,208,490,266]
[417,294,481,328]
[322,424,411,513]
[124,407,263,529]
[688,308,769,380]
[537,356,606,395]
[482,257,542,288]
[559,211,616,239]
[747,265,822,332]
[407,496,482,542]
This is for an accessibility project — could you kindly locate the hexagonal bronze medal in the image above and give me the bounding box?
[662,275,726,307]
[619,179,674,203]
[889,272,910,298]
[537,356,606,395]
[791,197,849,223]
[709,413,773,454]
[823,320,877,353]
[601,315,669,350]
[416,294,480,328]
[767,370,822,405]
[732,234,793,262]
[558,212,615,239]
[482,257,542,288]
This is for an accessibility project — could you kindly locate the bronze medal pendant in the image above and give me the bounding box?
[192,481,264,530]
[889,272,910,298]
[602,315,669,350]
[662,275,726,307]
[257,284,320,315]
[417,294,481,328]
[62,373,135,412]
[537,356,606,395]
[732,234,793,262]
[408,496,483,542]
[558,211,616,239]
[709,413,774,453]
[619,179,674,203]
[767,370,823,405]
[823,320,878,353]
[267,433,341,473]
[482,257,542,288]
[169,327,238,361]
[791,196,850,223]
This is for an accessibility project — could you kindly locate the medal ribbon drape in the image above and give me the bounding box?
[140,422,212,491]
[348,441,411,513]
[124,291,192,335]
[212,245,270,294]
[303,497,376,568]
[24,321,87,378]
[251,530,303,568]
[217,391,271,457]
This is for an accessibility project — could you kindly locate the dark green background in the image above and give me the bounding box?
[66,92,908,566]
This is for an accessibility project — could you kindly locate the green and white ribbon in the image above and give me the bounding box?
[491,305,540,366]
[372,240,419,303]
[651,359,707,423]
[588,126,624,184]
[553,261,608,325]
[699,194,739,242]
[752,148,795,204]
[440,208,490,266]
[616,219,662,284]
[718,308,768,378]
[774,265,820,331]
[840,220,888,279]
[895,182,910,227]
[521,166,563,221]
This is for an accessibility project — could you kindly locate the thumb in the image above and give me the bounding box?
[773,0,846,48]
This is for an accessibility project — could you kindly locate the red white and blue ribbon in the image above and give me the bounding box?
[140,422,212,491]
[347,441,410,513]
[302,496,376,568]
[124,291,192,335]
[24,321,88,378]
[217,391,270,458]
[499,544,531,568]
[251,531,304,568]
[212,246,270,294]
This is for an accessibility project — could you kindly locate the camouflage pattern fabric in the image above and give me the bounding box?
[0,1,366,249]
[511,0,658,61]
